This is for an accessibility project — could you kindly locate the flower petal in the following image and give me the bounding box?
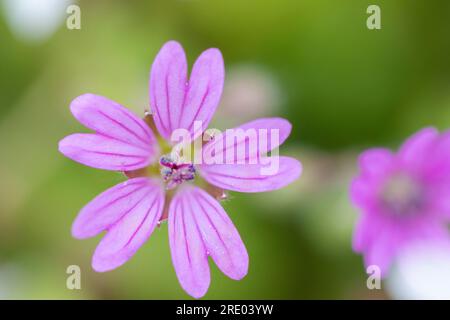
[358,215,450,277]
[425,130,450,183]
[187,187,249,280]
[72,177,154,239]
[202,117,292,163]
[60,94,158,170]
[70,93,157,153]
[92,178,164,272]
[149,41,188,140]
[364,227,397,277]
[398,127,439,172]
[149,41,224,141]
[59,133,152,171]
[168,187,210,298]
[352,215,370,253]
[350,176,379,211]
[177,48,224,139]
[357,148,394,180]
[169,186,248,298]
[199,156,302,192]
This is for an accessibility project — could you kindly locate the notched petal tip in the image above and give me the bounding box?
[149,41,226,142]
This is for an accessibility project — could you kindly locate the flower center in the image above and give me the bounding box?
[160,154,196,190]
[380,172,424,217]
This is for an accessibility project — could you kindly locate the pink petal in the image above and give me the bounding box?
[364,228,397,277]
[350,176,379,211]
[59,133,152,171]
[199,156,302,192]
[186,187,248,279]
[72,177,155,239]
[149,41,188,140]
[424,130,450,183]
[359,215,450,277]
[169,186,248,298]
[177,48,224,139]
[398,127,438,172]
[357,148,394,180]
[149,41,224,141]
[70,94,157,151]
[202,117,292,163]
[352,216,370,253]
[60,94,158,171]
[168,188,210,298]
[364,221,450,277]
[92,179,164,272]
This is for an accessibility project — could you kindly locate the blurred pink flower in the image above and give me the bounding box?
[58,41,301,298]
[351,127,450,276]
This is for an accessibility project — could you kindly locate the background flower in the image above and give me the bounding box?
[351,128,450,276]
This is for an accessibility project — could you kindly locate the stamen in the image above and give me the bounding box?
[159,154,196,190]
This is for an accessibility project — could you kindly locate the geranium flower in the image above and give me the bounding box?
[351,127,450,276]
[58,41,302,298]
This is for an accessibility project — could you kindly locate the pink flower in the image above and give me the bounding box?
[351,127,450,276]
[58,41,302,298]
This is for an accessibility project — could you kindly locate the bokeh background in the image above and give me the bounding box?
[1,0,450,299]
